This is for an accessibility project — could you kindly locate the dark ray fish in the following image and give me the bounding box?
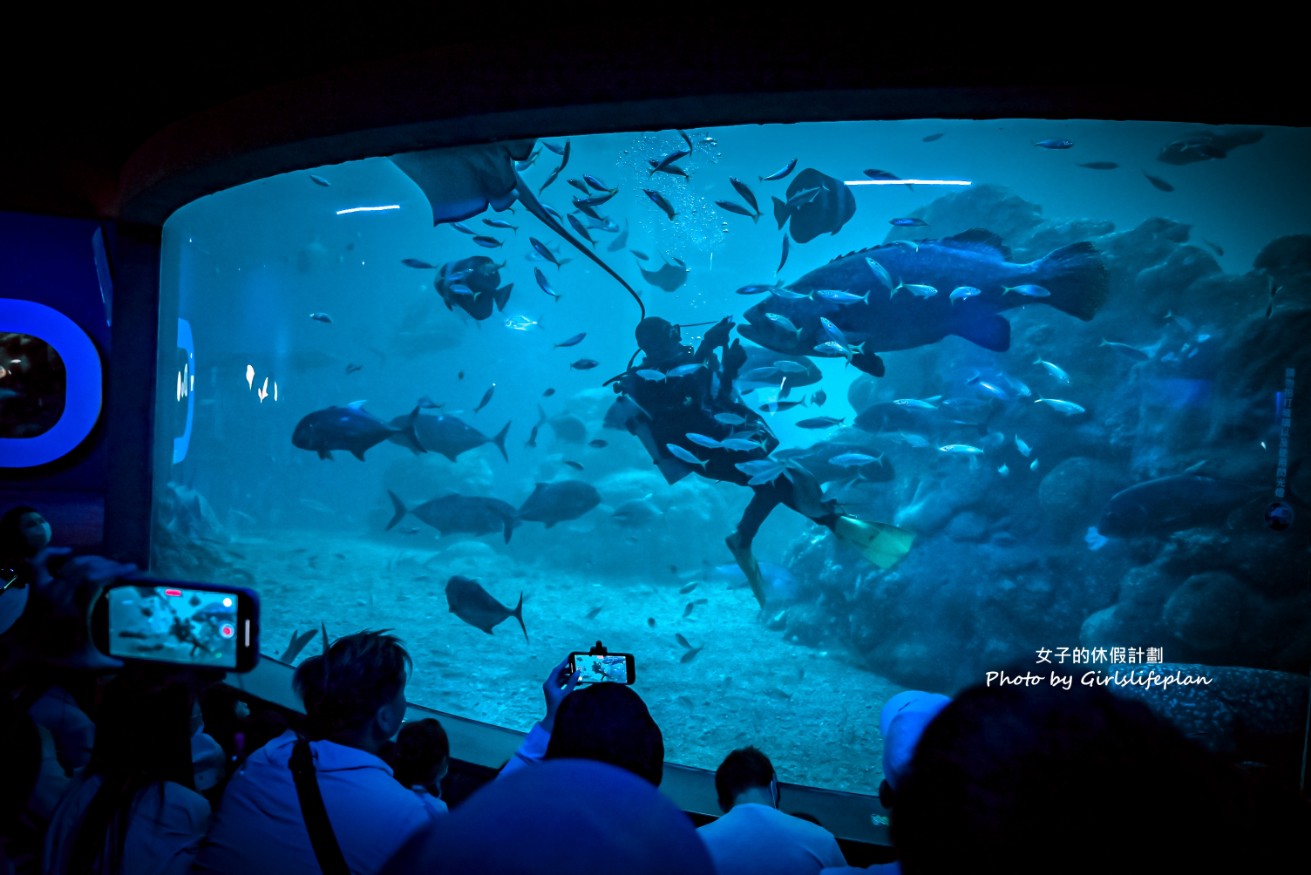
[772,168,856,244]
[389,139,645,322]
[554,332,587,348]
[1143,171,1175,192]
[922,132,944,142]
[387,491,519,543]
[1157,127,1263,165]
[739,229,1109,379]
[402,257,437,269]
[644,189,677,221]
[433,256,513,321]
[760,158,797,181]
[310,174,331,187]
[1076,162,1119,170]
[445,575,528,642]
[517,480,602,527]
[389,411,511,462]
[638,256,689,292]
[292,402,420,461]
[585,605,603,619]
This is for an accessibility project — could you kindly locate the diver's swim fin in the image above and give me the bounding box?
[725,532,768,609]
[833,516,915,569]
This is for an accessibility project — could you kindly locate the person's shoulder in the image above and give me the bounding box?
[157,780,213,824]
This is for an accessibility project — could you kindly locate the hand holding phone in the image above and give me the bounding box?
[567,649,636,685]
[91,577,260,672]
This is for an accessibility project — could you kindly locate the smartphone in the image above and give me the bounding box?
[568,651,636,685]
[91,578,260,672]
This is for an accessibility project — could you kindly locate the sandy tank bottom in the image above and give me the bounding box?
[223,528,901,795]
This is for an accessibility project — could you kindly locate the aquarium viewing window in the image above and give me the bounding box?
[150,117,1310,796]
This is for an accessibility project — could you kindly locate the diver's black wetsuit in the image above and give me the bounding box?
[607,317,840,550]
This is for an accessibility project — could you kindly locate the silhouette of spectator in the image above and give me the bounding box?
[698,745,847,875]
[191,629,436,875]
[890,674,1275,874]
[378,759,715,875]
[501,658,664,787]
[2,554,133,874]
[383,717,450,815]
[43,666,211,875]
[0,506,53,591]
[0,697,42,875]
[822,690,950,875]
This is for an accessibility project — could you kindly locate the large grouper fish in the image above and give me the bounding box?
[738,229,1109,377]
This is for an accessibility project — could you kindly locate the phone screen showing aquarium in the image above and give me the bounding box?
[106,584,242,669]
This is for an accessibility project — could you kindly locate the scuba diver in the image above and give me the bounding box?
[605,316,915,608]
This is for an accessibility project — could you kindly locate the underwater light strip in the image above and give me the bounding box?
[845,179,972,186]
[335,204,401,215]
[0,298,102,468]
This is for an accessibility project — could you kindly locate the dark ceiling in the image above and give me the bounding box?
[5,13,1306,225]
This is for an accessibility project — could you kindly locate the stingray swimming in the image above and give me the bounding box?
[390,140,645,321]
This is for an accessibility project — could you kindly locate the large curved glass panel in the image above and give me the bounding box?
[151,119,1311,794]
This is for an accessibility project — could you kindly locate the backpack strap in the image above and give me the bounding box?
[289,735,351,875]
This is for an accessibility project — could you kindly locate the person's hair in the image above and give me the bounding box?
[0,505,41,563]
[545,684,664,786]
[67,667,201,875]
[293,629,410,739]
[891,674,1261,874]
[0,696,41,827]
[390,717,450,788]
[714,745,775,812]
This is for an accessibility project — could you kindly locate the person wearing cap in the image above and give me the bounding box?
[606,316,915,609]
[820,690,951,875]
[698,745,847,875]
